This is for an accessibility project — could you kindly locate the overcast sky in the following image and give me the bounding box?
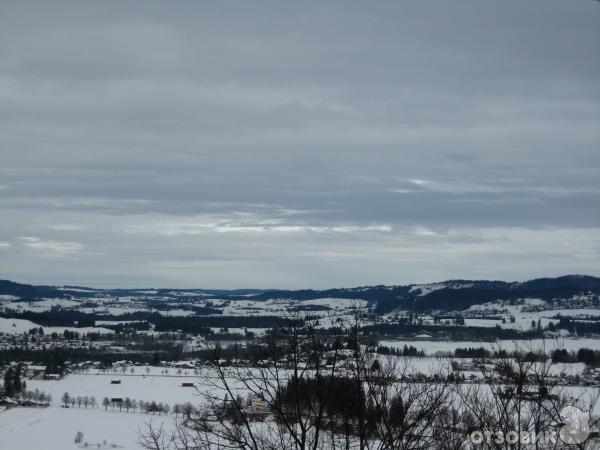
[0,0,599,289]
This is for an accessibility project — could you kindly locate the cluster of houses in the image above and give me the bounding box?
[0,396,50,409]
[68,359,202,374]
[23,365,64,380]
[0,330,114,353]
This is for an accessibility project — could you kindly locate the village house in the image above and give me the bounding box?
[250,394,270,413]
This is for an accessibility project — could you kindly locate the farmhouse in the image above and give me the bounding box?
[44,373,61,381]
[250,394,269,413]
[414,331,432,340]
[174,361,195,369]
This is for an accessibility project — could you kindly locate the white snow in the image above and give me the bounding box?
[0,405,163,450]
[26,372,204,406]
[2,361,599,449]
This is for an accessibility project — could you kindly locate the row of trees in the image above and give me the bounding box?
[140,308,600,450]
[72,365,200,377]
[0,383,50,405]
[101,397,172,414]
[60,391,193,417]
[20,388,51,403]
[375,344,425,357]
[61,392,97,409]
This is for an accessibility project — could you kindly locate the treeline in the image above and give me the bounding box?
[242,285,413,303]
[1,308,93,327]
[361,322,542,340]
[375,345,556,361]
[1,308,164,327]
[20,326,110,341]
[410,286,600,312]
[0,342,281,367]
[452,347,549,362]
[555,317,600,335]
[376,345,425,357]
[552,348,600,366]
[152,315,284,332]
[0,347,183,367]
[61,391,195,418]
[0,279,66,299]
[1,309,283,332]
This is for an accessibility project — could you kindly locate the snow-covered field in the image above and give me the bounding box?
[0,405,165,450]
[0,368,253,450]
[462,299,600,331]
[0,370,208,450]
[26,372,206,406]
[2,362,599,450]
[1,295,372,323]
[217,297,366,317]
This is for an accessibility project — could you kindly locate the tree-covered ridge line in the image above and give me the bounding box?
[2,275,600,313]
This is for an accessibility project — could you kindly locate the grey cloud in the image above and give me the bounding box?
[0,0,598,287]
[19,237,83,256]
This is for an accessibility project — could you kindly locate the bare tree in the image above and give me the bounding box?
[141,306,451,450]
[139,313,598,450]
[455,342,599,449]
[138,422,171,450]
[141,308,348,449]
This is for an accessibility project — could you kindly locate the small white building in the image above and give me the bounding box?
[250,395,269,413]
[414,332,432,340]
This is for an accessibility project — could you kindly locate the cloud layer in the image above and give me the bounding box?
[0,0,599,287]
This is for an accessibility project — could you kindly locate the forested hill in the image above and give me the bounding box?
[245,275,600,313]
[0,279,61,298]
[1,275,599,314]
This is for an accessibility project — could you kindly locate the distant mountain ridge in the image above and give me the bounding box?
[1,275,599,313]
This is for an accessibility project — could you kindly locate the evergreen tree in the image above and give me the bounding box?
[13,365,24,394]
[3,368,14,397]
